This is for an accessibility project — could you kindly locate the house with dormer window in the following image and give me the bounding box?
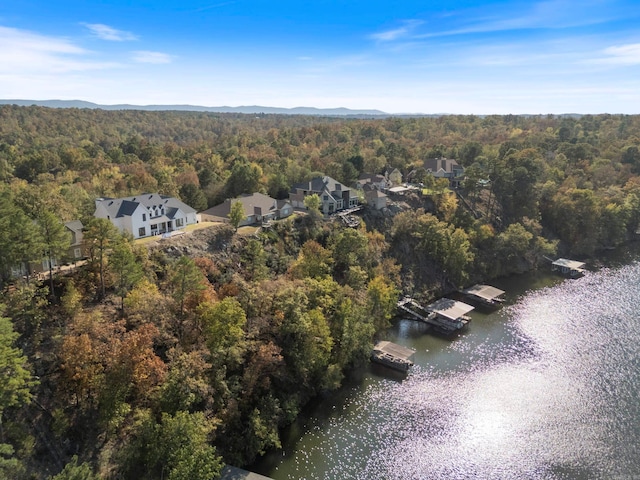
[289,176,359,215]
[94,193,197,239]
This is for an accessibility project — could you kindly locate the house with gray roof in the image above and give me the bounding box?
[423,158,465,188]
[200,193,293,226]
[289,175,359,215]
[94,193,197,239]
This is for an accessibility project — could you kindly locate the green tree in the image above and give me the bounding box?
[200,297,247,367]
[169,256,207,338]
[85,218,119,299]
[303,194,321,218]
[179,183,208,212]
[289,240,333,279]
[119,410,222,480]
[0,315,37,445]
[37,209,71,297]
[225,159,262,198]
[366,275,399,331]
[0,195,43,285]
[50,455,101,480]
[110,238,144,312]
[241,239,269,281]
[228,200,245,231]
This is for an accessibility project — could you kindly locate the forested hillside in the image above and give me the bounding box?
[1,106,639,478]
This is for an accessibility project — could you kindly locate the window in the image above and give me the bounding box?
[175,218,184,227]
[74,248,82,258]
[143,213,146,221]
[139,227,146,237]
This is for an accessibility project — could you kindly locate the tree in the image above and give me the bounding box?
[366,275,399,331]
[0,314,36,450]
[7,208,43,285]
[85,218,119,299]
[240,239,269,281]
[199,297,247,366]
[225,159,262,198]
[118,410,222,480]
[50,455,101,480]
[37,209,71,297]
[179,183,208,212]
[169,256,207,338]
[303,194,321,218]
[289,240,333,279]
[228,200,245,231]
[110,239,144,312]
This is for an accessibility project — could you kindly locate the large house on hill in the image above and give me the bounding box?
[200,192,293,226]
[94,194,197,239]
[289,176,359,215]
[423,158,465,188]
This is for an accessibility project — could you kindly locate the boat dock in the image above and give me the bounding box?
[461,284,505,308]
[397,296,475,334]
[552,258,586,277]
[371,341,415,372]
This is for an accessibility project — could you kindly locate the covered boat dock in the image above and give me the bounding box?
[427,298,474,333]
[552,258,586,277]
[371,341,415,372]
[462,284,505,307]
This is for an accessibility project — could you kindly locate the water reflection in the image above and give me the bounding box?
[257,259,640,479]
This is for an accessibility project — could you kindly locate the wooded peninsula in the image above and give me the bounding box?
[1,106,639,479]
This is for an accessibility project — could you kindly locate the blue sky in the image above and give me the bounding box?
[1,0,640,113]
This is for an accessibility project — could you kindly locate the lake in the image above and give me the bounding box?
[255,247,640,479]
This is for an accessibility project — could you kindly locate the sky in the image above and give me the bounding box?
[1,0,640,114]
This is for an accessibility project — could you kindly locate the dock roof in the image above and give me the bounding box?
[373,341,415,361]
[428,298,474,321]
[552,258,586,269]
[463,284,505,301]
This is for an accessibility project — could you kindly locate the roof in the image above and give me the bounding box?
[96,193,196,218]
[552,258,586,269]
[373,341,415,361]
[387,186,410,193]
[201,192,280,219]
[428,298,474,320]
[291,175,351,195]
[64,220,83,231]
[358,173,386,183]
[365,189,387,199]
[220,466,274,480]
[463,284,505,301]
[423,158,462,173]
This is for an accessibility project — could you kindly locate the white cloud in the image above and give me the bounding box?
[83,23,137,41]
[0,25,119,73]
[416,0,635,39]
[370,20,422,42]
[132,51,173,64]
[590,43,640,65]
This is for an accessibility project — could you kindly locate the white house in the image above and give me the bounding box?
[94,194,197,239]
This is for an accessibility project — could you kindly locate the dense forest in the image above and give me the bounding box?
[1,106,640,478]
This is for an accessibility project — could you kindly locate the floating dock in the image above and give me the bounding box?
[461,284,505,308]
[397,296,474,334]
[371,341,415,372]
[552,258,586,277]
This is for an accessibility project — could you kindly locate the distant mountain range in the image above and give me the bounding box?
[0,99,389,116]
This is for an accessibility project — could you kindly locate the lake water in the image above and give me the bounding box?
[255,248,640,480]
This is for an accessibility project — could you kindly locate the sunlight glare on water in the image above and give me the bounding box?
[260,261,640,480]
